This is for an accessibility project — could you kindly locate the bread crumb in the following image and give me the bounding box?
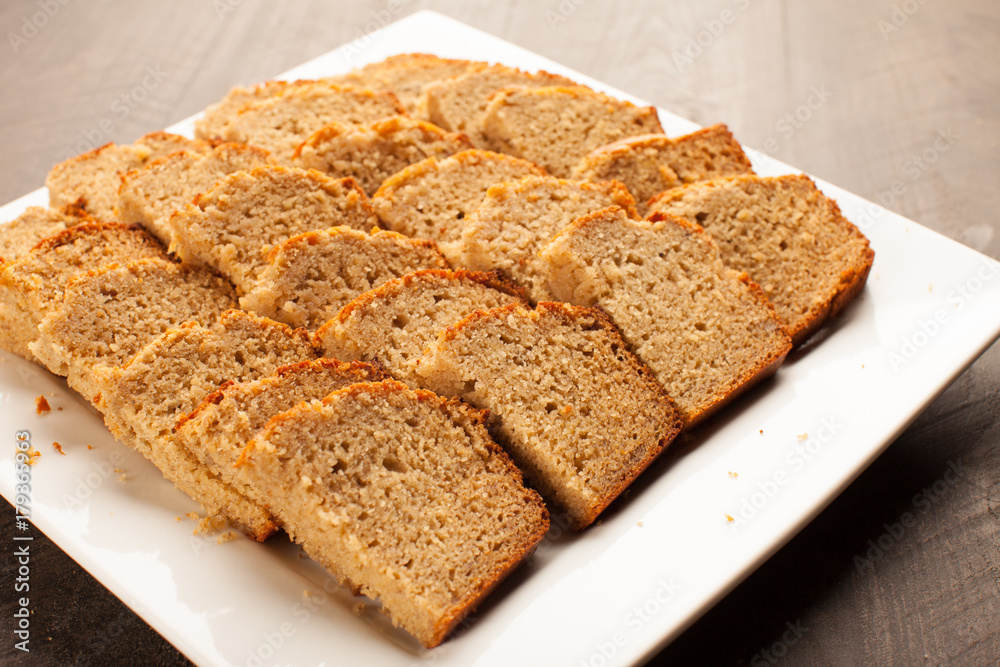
[175,516,182,522]
[57,407,63,411]
[727,471,738,479]
[35,395,51,414]
[27,447,41,465]
[636,521,644,527]
[796,432,808,441]
[217,531,240,544]
[117,474,126,482]
[725,514,735,522]
[759,429,763,434]
[114,467,124,473]
[928,284,933,292]
[195,514,228,535]
[351,602,366,615]
[51,441,66,455]
[185,512,199,520]
[86,444,94,450]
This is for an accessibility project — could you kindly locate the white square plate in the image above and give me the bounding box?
[2,10,999,667]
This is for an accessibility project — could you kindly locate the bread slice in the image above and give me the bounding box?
[647,174,875,345]
[330,54,479,117]
[371,149,545,261]
[220,82,406,162]
[168,165,377,293]
[422,63,578,148]
[418,302,681,529]
[0,223,167,360]
[458,176,639,301]
[93,310,318,540]
[240,227,449,330]
[174,358,389,507]
[195,80,302,141]
[30,258,237,401]
[118,142,274,244]
[238,379,549,647]
[539,206,791,428]
[45,132,210,219]
[573,124,755,215]
[293,116,473,195]
[315,269,526,387]
[482,86,665,178]
[0,205,92,262]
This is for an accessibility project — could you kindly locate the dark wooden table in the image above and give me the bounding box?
[1,1,997,665]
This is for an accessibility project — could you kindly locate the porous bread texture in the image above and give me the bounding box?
[93,310,318,540]
[0,206,92,262]
[371,149,545,261]
[422,63,579,148]
[168,165,377,293]
[573,124,755,216]
[0,223,167,360]
[482,86,665,178]
[417,302,681,529]
[220,82,406,162]
[195,80,301,141]
[329,54,479,117]
[647,174,875,346]
[238,379,549,647]
[293,116,473,195]
[240,227,449,330]
[30,258,237,402]
[458,176,639,301]
[45,132,211,219]
[315,269,527,388]
[174,358,389,507]
[539,206,791,428]
[118,143,275,244]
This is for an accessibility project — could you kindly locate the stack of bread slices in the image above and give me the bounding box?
[0,53,873,649]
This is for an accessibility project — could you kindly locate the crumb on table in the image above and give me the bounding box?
[51,441,66,455]
[35,395,51,415]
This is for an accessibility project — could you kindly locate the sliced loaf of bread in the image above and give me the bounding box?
[539,206,791,428]
[482,86,664,178]
[30,258,237,401]
[371,149,545,261]
[0,205,98,262]
[220,82,406,162]
[458,176,638,301]
[422,63,578,148]
[573,124,755,215]
[292,116,473,195]
[168,165,377,293]
[45,132,210,219]
[240,227,449,330]
[315,269,526,387]
[418,302,681,529]
[174,358,389,506]
[118,143,274,244]
[195,80,300,141]
[647,174,875,345]
[92,309,318,539]
[0,223,167,360]
[238,379,549,647]
[330,54,479,117]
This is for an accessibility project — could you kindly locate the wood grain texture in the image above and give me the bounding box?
[0,1,997,665]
